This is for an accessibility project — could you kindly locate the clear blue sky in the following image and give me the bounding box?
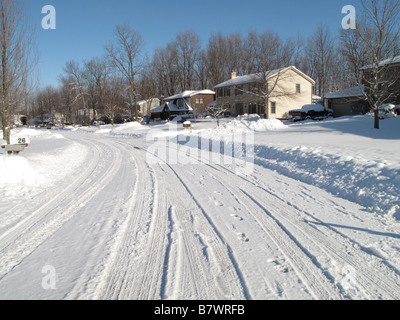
[28,0,359,89]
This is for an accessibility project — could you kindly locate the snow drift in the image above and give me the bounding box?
[253,144,400,220]
[179,115,400,220]
[0,128,87,199]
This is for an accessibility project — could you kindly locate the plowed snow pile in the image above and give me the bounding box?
[180,115,400,220]
[0,128,86,198]
[216,115,285,133]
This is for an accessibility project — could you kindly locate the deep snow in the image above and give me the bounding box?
[1,114,400,300]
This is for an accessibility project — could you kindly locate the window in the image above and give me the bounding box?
[296,84,301,93]
[249,103,257,114]
[224,88,231,97]
[195,98,200,104]
[236,103,244,115]
[217,88,223,98]
[271,102,276,114]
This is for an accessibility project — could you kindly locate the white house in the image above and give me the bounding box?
[136,98,161,117]
[214,66,315,119]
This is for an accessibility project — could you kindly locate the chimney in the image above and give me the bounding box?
[231,71,237,79]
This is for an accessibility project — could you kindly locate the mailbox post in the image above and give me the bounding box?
[3,127,11,144]
[183,121,192,132]
[1,129,29,155]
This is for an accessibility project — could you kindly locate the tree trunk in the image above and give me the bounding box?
[3,125,10,144]
[264,99,269,119]
[374,108,380,129]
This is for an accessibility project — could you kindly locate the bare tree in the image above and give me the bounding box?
[205,33,227,88]
[206,101,230,127]
[151,44,180,98]
[83,56,109,123]
[361,0,400,129]
[58,75,77,124]
[342,0,400,129]
[138,62,158,124]
[340,21,371,85]
[33,86,60,125]
[225,33,245,78]
[106,24,144,121]
[63,60,88,124]
[175,30,202,91]
[306,26,336,98]
[195,49,209,90]
[206,32,245,88]
[0,0,37,142]
[244,31,296,118]
[103,73,126,125]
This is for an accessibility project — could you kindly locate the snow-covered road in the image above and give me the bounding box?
[1,119,400,300]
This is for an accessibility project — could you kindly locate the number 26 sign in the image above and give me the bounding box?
[10,137,30,145]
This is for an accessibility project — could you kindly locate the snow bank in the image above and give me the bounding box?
[9,127,68,140]
[174,115,400,220]
[0,129,87,199]
[212,117,286,134]
[111,121,143,132]
[76,121,148,137]
[253,144,400,220]
[0,156,47,188]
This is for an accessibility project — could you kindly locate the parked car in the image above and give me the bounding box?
[289,104,333,122]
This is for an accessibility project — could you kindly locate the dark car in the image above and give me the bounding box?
[289,104,333,122]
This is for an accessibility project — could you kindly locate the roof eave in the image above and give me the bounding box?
[214,66,315,88]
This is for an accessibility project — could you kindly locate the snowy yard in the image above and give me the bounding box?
[0,115,400,300]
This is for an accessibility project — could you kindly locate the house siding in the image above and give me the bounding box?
[362,62,400,105]
[190,94,215,114]
[215,68,314,119]
[268,70,314,119]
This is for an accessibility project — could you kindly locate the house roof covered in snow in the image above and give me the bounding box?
[150,104,166,113]
[361,55,400,70]
[214,66,315,89]
[324,85,365,99]
[136,98,160,105]
[163,90,215,101]
[167,101,193,111]
[150,101,193,114]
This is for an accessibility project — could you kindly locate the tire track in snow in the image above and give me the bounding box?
[161,141,344,299]
[249,185,400,299]
[205,160,400,299]
[137,138,331,299]
[92,147,144,300]
[0,137,120,280]
[94,143,169,300]
[108,140,248,300]
[202,166,343,299]
[164,139,400,299]
[128,164,169,300]
[154,162,248,300]
[64,140,140,299]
